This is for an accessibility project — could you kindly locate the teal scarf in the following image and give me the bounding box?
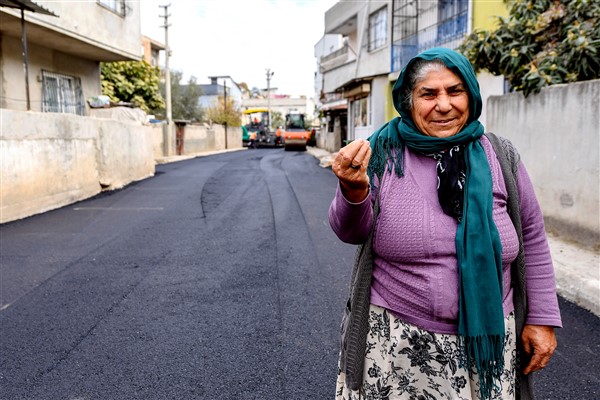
[368,48,505,399]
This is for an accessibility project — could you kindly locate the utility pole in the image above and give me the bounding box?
[266,68,274,131]
[160,4,172,125]
[223,79,228,149]
[212,76,232,149]
[20,8,30,111]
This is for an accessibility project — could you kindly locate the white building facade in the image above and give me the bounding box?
[317,0,506,152]
[321,0,393,147]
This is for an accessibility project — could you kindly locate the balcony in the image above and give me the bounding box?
[0,2,141,61]
[320,44,354,73]
[324,1,361,36]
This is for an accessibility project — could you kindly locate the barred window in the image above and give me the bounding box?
[41,71,85,116]
[394,0,418,40]
[368,7,387,51]
[97,0,125,16]
[437,0,468,42]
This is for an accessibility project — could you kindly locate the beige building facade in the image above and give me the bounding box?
[0,0,142,114]
[0,1,150,223]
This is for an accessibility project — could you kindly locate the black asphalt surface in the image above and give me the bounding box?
[1,148,598,400]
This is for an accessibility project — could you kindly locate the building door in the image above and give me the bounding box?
[350,95,372,140]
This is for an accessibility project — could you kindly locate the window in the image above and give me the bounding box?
[391,0,419,72]
[352,97,370,128]
[41,71,85,116]
[437,0,468,42]
[394,0,418,40]
[97,0,125,16]
[368,7,387,51]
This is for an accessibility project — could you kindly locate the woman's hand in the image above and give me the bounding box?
[521,324,557,375]
[332,139,372,203]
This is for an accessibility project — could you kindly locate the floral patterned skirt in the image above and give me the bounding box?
[336,304,516,400]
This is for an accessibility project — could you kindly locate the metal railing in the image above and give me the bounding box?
[391,4,468,73]
[41,71,85,116]
[321,44,349,64]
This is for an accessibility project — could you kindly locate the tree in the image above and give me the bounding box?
[459,0,600,96]
[206,97,241,127]
[100,61,165,113]
[270,110,284,129]
[237,81,251,97]
[171,71,205,122]
[150,70,205,122]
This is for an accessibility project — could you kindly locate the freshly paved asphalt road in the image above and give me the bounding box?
[1,148,598,399]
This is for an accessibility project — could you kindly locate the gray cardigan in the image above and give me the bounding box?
[339,133,534,400]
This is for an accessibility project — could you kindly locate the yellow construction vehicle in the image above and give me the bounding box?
[242,108,281,148]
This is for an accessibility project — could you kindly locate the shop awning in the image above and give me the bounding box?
[320,99,348,111]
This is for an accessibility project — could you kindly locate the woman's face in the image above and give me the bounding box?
[410,68,470,138]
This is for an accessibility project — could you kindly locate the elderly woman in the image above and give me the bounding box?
[329,48,562,400]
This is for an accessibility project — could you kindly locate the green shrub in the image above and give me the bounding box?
[460,0,600,96]
[101,61,165,112]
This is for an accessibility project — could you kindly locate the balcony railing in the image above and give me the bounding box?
[320,44,350,72]
[323,44,349,63]
[391,9,468,73]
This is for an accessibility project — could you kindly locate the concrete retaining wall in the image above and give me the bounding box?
[487,79,600,249]
[207,125,242,153]
[1,110,244,224]
[185,125,217,154]
[151,123,242,156]
[94,118,155,189]
[150,123,167,159]
[1,109,155,223]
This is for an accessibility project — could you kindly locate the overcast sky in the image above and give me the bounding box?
[140,0,339,98]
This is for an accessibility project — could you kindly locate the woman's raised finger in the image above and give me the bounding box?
[350,141,371,170]
[340,139,369,170]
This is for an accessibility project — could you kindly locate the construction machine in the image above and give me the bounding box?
[242,108,281,148]
[282,112,311,151]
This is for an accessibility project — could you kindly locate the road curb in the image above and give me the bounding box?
[156,147,247,165]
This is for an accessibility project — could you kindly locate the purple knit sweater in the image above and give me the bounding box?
[329,136,563,334]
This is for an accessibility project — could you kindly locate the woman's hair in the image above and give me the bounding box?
[400,58,449,112]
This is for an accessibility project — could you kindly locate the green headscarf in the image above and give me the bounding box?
[367,48,505,400]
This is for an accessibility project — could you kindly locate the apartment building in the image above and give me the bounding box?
[141,35,165,68]
[320,0,393,150]
[317,0,508,152]
[0,0,142,115]
[314,33,347,151]
[198,76,243,111]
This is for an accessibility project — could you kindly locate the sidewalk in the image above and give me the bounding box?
[306,146,600,317]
